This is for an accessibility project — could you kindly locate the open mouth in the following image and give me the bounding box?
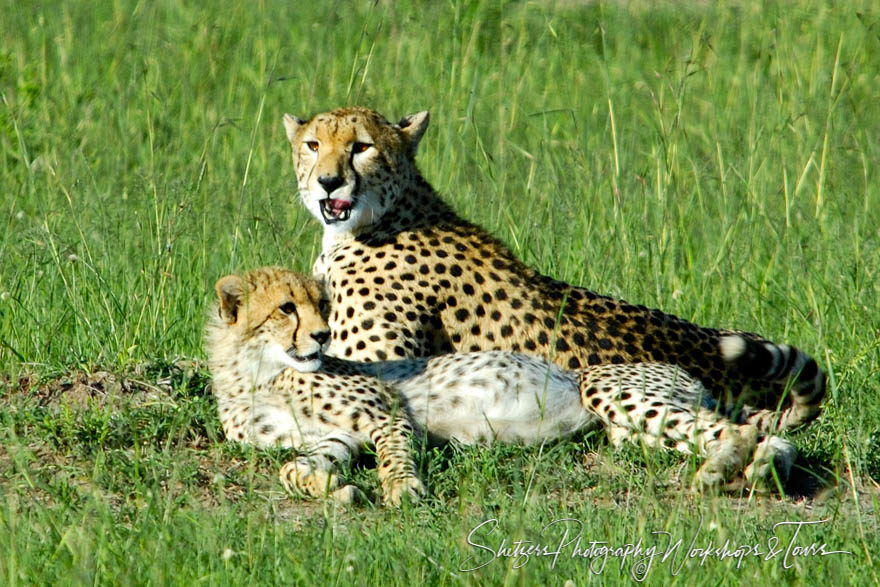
[319,198,354,224]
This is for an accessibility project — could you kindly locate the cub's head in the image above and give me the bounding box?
[208,267,330,381]
[283,106,429,235]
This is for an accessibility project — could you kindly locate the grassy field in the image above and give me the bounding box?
[1,0,878,583]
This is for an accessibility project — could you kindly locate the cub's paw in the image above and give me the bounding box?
[279,457,342,498]
[383,476,426,506]
[331,484,366,505]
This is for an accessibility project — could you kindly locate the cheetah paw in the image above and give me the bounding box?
[330,484,366,505]
[279,460,342,498]
[744,436,797,492]
[691,425,756,492]
[383,476,426,506]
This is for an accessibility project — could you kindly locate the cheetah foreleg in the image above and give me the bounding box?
[368,414,425,506]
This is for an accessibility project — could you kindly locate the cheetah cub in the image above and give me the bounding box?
[206,267,796,503]
[205,267,424,505]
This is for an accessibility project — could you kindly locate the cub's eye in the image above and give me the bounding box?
[351,142,372,154]
[318,298,330,315]
[305,141,319,152]
[279,302,297,315]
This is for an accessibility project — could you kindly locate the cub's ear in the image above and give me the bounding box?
[215,275,246,323]
[397,110,430,151]
[282,113,306,145]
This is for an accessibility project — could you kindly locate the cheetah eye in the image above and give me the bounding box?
[351,142,372,154]
[318,298,330,315]
[279,302,297,315]
[305,141,319,152]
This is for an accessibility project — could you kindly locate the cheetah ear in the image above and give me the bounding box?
[397,111,430,151]
[282,113,306,145]
[215,275,246,323]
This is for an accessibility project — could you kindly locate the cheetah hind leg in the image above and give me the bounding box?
[579,365,750,490]
[607,422,756,491]
[607,416,794,493]
[691,423,758,492]
[690,424,797,493]
[579,366,792,492]
[608,422,756,491]
[279,455,365,504]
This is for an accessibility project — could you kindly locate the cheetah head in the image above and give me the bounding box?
[211,267,330,380]
[282,106,429,236]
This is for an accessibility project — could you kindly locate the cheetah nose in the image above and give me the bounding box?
[311,330,330,346]
[317,175,344,194]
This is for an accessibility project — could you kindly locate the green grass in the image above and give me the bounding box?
[1,0,878,583]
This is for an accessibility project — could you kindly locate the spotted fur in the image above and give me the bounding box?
[207,267,797,497]
[283,106,826,435]
[205,267,424,505]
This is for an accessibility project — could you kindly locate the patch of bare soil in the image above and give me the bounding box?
[0,359,208,411]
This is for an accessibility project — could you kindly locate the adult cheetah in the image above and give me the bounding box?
[282,106,826,435]
[206,266,796,502]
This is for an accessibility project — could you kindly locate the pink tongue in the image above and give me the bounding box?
[328,199,352,212]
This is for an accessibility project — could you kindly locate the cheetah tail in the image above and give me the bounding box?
[719,334,826,432]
